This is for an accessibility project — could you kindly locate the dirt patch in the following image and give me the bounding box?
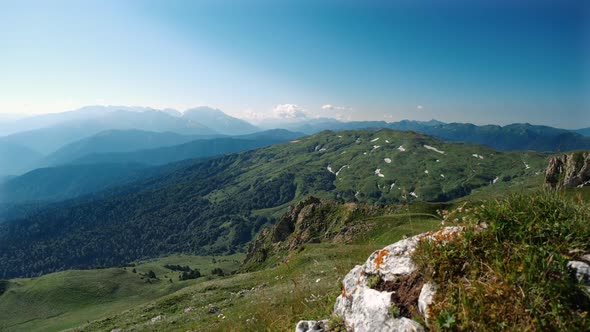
[373,270,424,319]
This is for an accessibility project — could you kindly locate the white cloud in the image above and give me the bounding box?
[322,104,351,111]
[321,104,352,121]
[273,104,309,120]
[417,105,424,110]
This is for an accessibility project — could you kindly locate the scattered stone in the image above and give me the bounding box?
[295,319,328,332]
[110,329,122,332]
[150,315,164,323]
[568,260,590,283]
[208,305,221,314]
[183,306,195,314]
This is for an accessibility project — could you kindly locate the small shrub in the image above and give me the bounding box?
[327,315,346,332]
[211,268,224,276]
[388,304,401,318]
[366,274,381,289]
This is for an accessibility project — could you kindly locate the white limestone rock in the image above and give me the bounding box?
[418,283,437,321]
[305,227,463,332]
[334,286,424,332]
[364,236,422,281]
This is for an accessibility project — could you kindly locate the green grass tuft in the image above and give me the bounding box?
[414,191,590,331]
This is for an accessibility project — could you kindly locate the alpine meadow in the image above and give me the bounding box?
[0,1,588,332]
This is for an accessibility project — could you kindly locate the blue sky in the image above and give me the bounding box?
[0,0,588,128]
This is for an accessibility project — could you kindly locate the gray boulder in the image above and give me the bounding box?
[295,320,328,332]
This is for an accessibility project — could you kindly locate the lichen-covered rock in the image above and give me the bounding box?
[295,319,328,332]
[296,227,463,332]
[364,237,421,281]
[545,152,590,188]
[331,227,461,331]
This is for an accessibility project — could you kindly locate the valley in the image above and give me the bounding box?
[0,129,547,279]
[1,3,588,330]
[1,107,587,331]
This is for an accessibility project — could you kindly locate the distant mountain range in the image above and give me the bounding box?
[0,129,547,278]
[41,129,210,167]
[0,129,303,204]
[0,142,44,175]
[183,106,259,135]
[1,105,588,179]
[0,107,217,155]
[574,127,590,137]
[282,119,590,152]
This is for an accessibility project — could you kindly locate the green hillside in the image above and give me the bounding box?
[2,190,587,331]
[0,130,302,204]
[2,199,441,332]
[0,129,546,278]
[0,254,243,332]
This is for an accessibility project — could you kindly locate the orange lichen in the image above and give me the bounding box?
[374,249,390,270]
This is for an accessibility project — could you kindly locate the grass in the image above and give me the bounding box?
[5,189,587,331]
[0,254,243,332]
[413,191,590,331]
[0,207,441,332]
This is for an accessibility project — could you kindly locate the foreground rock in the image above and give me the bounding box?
[295,320,328,332]
[545,151,590,188]
[296,227,462,332]
[568,256,590,293]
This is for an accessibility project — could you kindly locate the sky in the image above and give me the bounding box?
[0,0,588,128]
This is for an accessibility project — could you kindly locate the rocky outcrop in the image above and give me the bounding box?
[296,227,462,332]
[545,151,590,188]
[243,197,398,271]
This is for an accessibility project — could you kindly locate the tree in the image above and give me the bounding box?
[180,269,201,280]
[211,267,224,276]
